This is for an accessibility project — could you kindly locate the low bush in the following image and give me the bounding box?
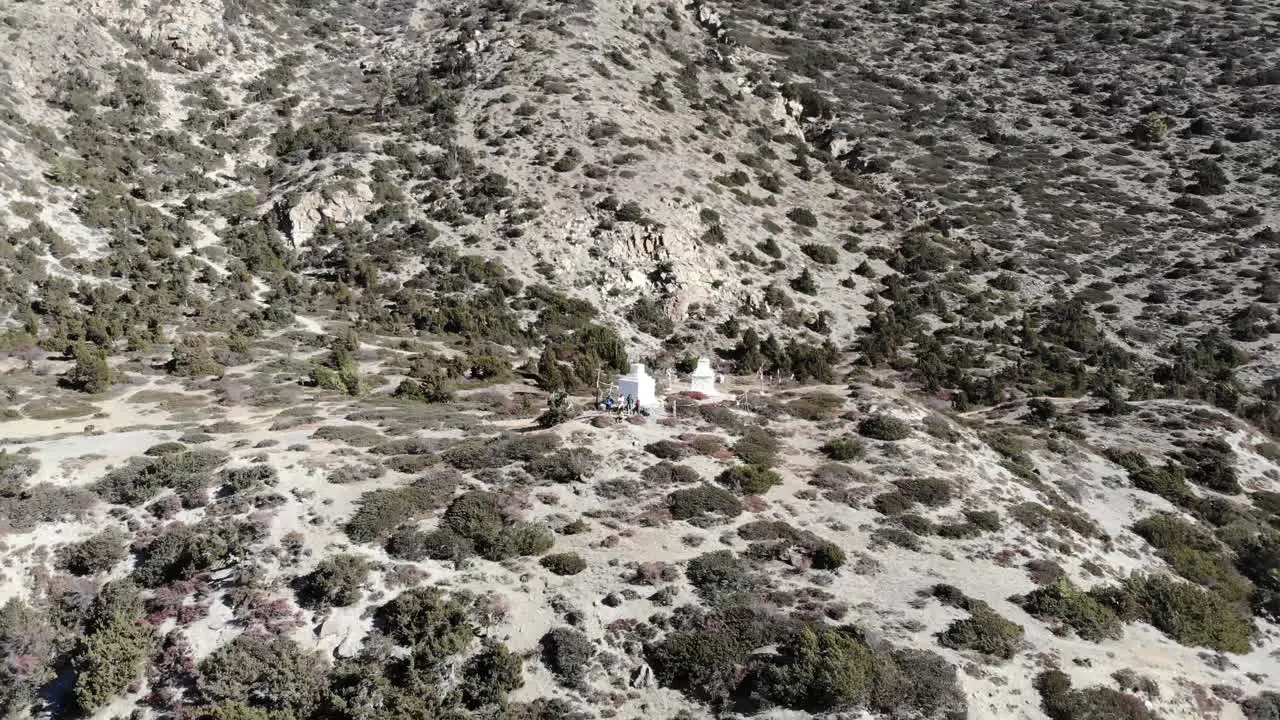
[1035,669,1158,720]
[133,519,262,587]
[750,626,967,716]
[1109,574,1254,653]
[312,425,383,447]
[1,483,98,530]
[344,471,459,543]
[686,550,759,603]
[540,552,586,576]
[800,244,840,265]
[440,491,554,561]
[1019,578,1122,642]
[963,509,1002,532]
[1241,692,1280,720]
[873,527,922,551]
[220,464,278,493]
[0,599,57,717]
[1130,464,1191,502]
[716,464,783,495]
[0,452,39,492]
[294,554,370,609]
[752,626,876,711]
[1133,514,1253,604]
[145,442,188,457]
[373,588,474,659]
[57,526,128,576]
[930,586,1024,660]
[894,477,953,507]
[460,642,524,709]
[820,436,865,461]
[668,484,743,522]
[197,632,328,716]
[733,428,781,467]
[858,415,911,441]
[1178,440,1242,495]
[71,582,154,714]
[872,492,913,516]
[540,627,595,687]
[93,449,229,506]
[525,448,597,484]
[786,392,842,420]
[645,439,693,460]
[641,461,700,486]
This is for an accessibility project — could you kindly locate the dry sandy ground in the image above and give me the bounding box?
[2,372,1278,719]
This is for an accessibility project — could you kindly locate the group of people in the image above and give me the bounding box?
[598,392,649,416]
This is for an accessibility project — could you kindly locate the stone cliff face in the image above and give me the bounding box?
[272,184,376,248]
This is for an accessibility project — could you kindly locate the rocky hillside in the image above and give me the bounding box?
[0,0,1279,719]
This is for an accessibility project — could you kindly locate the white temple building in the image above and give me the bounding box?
[689,357,719,396]
[617,363,658,408]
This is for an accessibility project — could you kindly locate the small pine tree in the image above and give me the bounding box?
[64,343,112,394]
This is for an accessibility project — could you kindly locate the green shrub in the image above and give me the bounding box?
[526,448,597,484]
[63,343,112,393]
[1179,440,1242,495]
[0,452,39,493]
[1130,464,1191,501]
[716,464,783,495]
[145,442,188,456]
[373,588,473,659]
[668,484,743,522]
[963,509,1002,532]
[1020,578,1122,642]
[752,627,876,711]
[93,448,229,506]
[294,554,370,609]
[640,461,700,486]
[198,633,328,716]
[71,582,153,714]
[786,207,818,228]
[872,492,913,516]
[344,472,459,543]
[820,436,865,461]
[441,491,554,561]
[57,526,128,576]
[1035,669,1158,720]
[0,599,57,717]
[168,335,224,377]
[1132,514,1254,604]
[133,520,260,587]
[894,477,953,507]
[810,541,846,570]
[858,415,911,441]
[312,425,383,447]
[686,550,758,603]
[934,593,1024,660]
[645,440,693,460]
[540,627,595,687]
[540,552,586,576]
[461,642,524,709]
[732,427,780,467]
[393,377,453,403]
[786,392,842,420]
[800,243,839,265]
[1112,574,1254,653]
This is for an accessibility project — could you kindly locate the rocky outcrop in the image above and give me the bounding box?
[89,0,233,60]
[272,183,375,248]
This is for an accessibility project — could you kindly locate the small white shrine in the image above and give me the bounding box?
[689,357,719,396]
[617,363,658,408]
